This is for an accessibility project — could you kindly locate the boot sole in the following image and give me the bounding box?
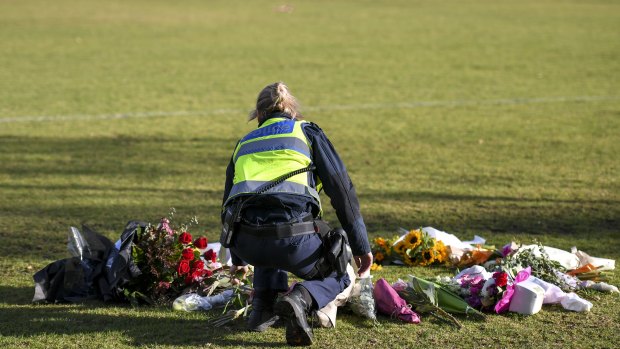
[274,297,313,346]
[247,315,279,332]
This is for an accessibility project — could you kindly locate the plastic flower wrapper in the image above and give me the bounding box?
[373,278,419,324]
[348,276,377,321]
[173,289,235,311]
[397,275,485,329]
[567,263,613,282]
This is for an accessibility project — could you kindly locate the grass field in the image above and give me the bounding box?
[1,0,619,348]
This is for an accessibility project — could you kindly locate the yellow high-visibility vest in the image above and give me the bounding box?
[224,117,321,208]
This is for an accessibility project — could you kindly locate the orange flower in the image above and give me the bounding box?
[374,237,387,247]
[375,252,385,263]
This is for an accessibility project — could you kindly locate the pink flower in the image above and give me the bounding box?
[470,275,484,286]
[157,281,170,290]
[160,218,174,235]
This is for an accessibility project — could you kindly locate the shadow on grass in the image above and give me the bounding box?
[0,134,233,180]
[0,293,286,347]
[0,201,222,258]
[1,134,618,258]
[0,285,36,305]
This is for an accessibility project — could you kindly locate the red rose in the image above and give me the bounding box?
[204,249,217,263]
[204,269,213,277]
[184,269,205,285]
[493,271,508,287]
[179,232,193,244]
[177,260,191,275]
[192,260,205,270]
[194,237,208,249]
[182,248,195,260]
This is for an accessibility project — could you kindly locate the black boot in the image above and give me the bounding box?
[273,286,314,346]
[247,290,280,332]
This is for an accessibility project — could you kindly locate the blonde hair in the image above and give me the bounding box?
[248,82,302,122]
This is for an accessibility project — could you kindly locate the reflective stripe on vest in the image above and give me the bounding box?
[224,117,321,207]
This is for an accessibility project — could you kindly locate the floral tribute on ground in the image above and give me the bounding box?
[368,226,617,322]
[33,219,617,330]
[124,216,226,305]
[372,228,449,269]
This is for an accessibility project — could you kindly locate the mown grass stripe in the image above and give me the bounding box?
[2,95,618,124]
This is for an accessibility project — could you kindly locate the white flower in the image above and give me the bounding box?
[480,278,496,298]
[207,261,223,270]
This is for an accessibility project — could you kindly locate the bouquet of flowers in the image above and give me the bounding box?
[372,228,449,267]
[124,214,227,305]
[452,269,510,311]
[499,242,574,291]
[371,235,399,267]
[395,275,485,329]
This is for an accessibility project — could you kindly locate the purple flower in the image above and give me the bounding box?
[466,295,482,308]
[486,284,499,296]
[501,243,513,257]
[470,285,483,295]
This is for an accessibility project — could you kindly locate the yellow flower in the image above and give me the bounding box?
[370,263,383,271]
[394,240,406,254]
[419,249,436,266]
[405,229,422,248]
[434,240,447,263]
[375,252,385,263]
[403,255,415,266]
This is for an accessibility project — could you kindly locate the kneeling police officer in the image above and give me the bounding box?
[221,82,373,346]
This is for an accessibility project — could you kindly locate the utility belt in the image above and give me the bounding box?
[226,217,352,279]
[220,165,352,279]
[237,220,316,239]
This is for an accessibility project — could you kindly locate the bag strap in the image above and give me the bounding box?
[230,165,316,224]
[254,165,316,195]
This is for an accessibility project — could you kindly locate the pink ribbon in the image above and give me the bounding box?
[494,267,531,314]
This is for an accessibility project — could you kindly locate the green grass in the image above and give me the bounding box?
[1,0,619,348]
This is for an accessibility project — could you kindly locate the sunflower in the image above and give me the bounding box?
[419,248,436,266]
[375,251,385,263]
[405,229,422,249]
[403,254,415,266]
[434,240,448,263]
[394,240,407,255]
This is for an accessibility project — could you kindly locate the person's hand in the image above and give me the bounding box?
[354,252,373,278]
[229,264,249,285]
